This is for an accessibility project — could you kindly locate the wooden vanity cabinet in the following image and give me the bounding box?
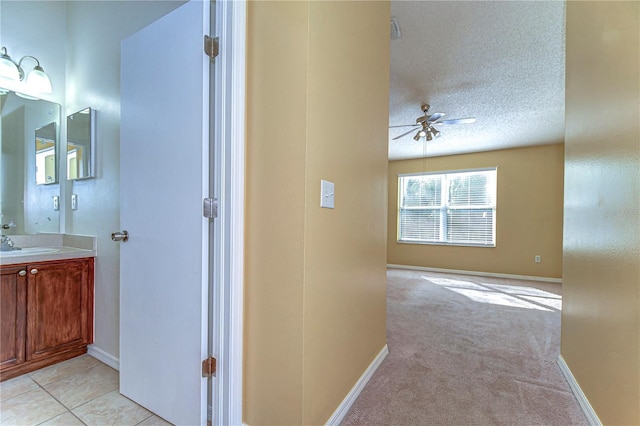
[0,264,27,371]
[0,257,94,381]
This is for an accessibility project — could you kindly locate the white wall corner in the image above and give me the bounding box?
[87,344,120,371]
[325,344,389,426]
[557,354,602,426]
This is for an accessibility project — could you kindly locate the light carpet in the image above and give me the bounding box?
[341,268,588,426]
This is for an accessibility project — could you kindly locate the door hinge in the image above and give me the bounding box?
[202,356,217,377]
[203,197,218,219]
[204,35,219,59]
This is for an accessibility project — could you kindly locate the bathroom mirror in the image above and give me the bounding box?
[67,107,95,180]
[0,88,61,234]
[35,122,58,185]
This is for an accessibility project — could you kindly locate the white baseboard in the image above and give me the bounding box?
[87,344,120,371]
[387,264,562,284]
[325,344,389,426]
[557,355,602,426]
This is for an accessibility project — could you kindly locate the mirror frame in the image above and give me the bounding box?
[66,107,96,181]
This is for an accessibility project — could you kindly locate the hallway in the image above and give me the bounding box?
[342,269,588,425]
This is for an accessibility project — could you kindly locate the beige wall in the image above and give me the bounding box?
[244,1,390,425]
[562,2,640,425]
[388,144,564,278]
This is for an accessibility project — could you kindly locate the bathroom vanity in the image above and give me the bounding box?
[0,235,96,381]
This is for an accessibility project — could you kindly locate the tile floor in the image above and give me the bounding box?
[0,355,172,426]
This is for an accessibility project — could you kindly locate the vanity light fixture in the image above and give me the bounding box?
[0,46,52,94]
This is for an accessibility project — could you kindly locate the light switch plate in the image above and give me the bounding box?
[71,194,78,210]
[53,196,60,211]
[321,180,335,209]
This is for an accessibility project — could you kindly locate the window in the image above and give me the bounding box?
[398,168,497,247]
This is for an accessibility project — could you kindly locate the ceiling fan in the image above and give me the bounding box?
[390,103,476,141]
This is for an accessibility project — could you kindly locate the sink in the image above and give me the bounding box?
[0,247,60,257]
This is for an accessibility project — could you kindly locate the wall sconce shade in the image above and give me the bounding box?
[0,47,52,94]
[0,49,20,81]
[25,64,52,93]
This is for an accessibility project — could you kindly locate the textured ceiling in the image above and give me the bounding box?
[389,1,566,160]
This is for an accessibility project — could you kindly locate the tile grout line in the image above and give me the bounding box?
[133,413,156,425]
[31,362,117,425]
[3,357,148,426]
[4,357,158,426]
[0,376,38,404]
[32,378,87,426]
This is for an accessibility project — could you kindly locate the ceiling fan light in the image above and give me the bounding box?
[431,127,440,138]
[418,129,427,137]
[413,131,421,141]
[426,131,433,141]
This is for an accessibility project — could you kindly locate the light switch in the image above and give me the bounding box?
[71,194,78,210]
[53,196,60,211]
[321,180,335,209]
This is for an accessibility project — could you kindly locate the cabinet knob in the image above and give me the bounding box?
[19,270,27,276]
[30,268,38,275]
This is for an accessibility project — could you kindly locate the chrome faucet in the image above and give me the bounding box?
[1,234,15,251]
[1,221,17,251]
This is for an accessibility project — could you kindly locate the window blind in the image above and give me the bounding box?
[398,168,497,247]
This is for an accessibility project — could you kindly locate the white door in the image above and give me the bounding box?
[119,1,211,424]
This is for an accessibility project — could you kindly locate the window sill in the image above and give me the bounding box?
[397,240,496,248]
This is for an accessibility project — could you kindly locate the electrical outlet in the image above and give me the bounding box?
[534,255,541,263]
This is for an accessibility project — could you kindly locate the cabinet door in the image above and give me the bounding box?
[26,259,94,361]
[0,266,27,368]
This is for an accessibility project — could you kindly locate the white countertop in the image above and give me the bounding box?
[0,234,96,266]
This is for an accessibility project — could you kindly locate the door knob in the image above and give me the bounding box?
[111,230,129,242]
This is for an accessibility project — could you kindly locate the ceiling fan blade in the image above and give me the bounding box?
[433,117,477,125]
[389,124,419,128]
[427,113,445,123]
[392,127,419,140]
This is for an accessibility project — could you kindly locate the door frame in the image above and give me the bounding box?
[212,1,245,425]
